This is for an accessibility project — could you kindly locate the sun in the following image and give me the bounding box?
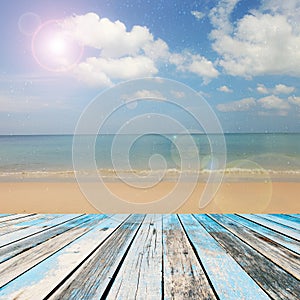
[48,35,66,56]
[31,20,84,72]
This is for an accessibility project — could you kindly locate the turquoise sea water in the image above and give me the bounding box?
[0,134,299,180]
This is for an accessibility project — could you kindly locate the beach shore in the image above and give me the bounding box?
[1,180,299,213]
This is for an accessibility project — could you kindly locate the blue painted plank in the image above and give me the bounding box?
[179,214,269,300]
[260,214,300,230]
[229,214,300,254]
[275,215,300,224]
[0,214,63,237]
[289,214,300,220]
[162,214,216,299]
[47,214,145,299]
[0,215,86,263]
[241,214,300,241]
[211,214,300,280]
[194,214,300,300]
[0,214,129,299]
[0,214,83,248]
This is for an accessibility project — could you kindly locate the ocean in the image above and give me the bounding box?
[0,133,299,181]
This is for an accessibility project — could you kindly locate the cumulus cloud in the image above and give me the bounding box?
[257,83,295,94]
[169,52,219,83]
[274,84,295,94]
[60,12,217,87]
[217,97,256,112]
[73,56,158,87]
[288,95,300,106]
[257,95,290,110]
[256,84,269,94]
[209,1,300,77]
[217,85,232,93]
[191,11,205,20]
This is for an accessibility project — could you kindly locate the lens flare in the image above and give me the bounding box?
[31,20,84,72]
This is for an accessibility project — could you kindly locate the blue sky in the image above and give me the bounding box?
[0,0,300,134]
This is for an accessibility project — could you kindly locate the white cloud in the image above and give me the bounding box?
[131,89,165,100]
[171,90,185,99]
[257,95,290,110]
[288,95,300,106]
[73,56,157,86]
[257,83,295,94]
[62,13,153,58]
[169,52,219,83]
[61,13,217,86]
[217,85,232,93]
[209,2,300,77]
[256,84,268,94]
[217,97,256,112]
[274,84,295,94]
[191,11,205,20]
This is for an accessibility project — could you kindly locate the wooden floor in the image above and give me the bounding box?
[0,214,299,299]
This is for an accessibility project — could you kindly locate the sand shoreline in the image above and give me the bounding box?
[0,181,299,213]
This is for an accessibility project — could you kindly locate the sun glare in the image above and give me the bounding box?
[49,36,66,56]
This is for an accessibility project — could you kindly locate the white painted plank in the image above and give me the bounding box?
[0,215,109,288]
[179,214,269,300]
[260,214,300,230]
[0,214,63,237]
[241,214,300,241]
[0,214,86,264]
[107,214,163,300]
[230,214,300,254]
[48,214,144,300]
[0,214,82,248]
[0,214,129,300]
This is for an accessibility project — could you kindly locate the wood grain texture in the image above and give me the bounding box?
[194,214,300,300]
[48,214,144,300]
[180,214,270,300]
[211,214,300,280]
[228,214,300,254]
[106,214,163,300]
[0,214,298,300]
[240,214,300,241]
[261,214,300,230]
[163,214,216,300]
[0,215,129,300]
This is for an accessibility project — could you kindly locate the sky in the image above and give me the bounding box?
[1,0,300,134]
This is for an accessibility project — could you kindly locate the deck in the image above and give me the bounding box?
[0,214,299,299]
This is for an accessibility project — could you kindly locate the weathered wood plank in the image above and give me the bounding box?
[163,214,216,300]
[241,214,300,241]
[0,215,11,219]
[0,214,109,288]
[264,214,300,229]
[211,214,300,280]
[0,214,63,237]
[0,214,86,263]
[273,214,300,224]
[0,214,129,300]
[0,214,36,230]
[194,214,300,300]
[47,214,144,300]
[289,214,300,220]
[180,214,269,300]
[229,214,300,254]
[106,215,163,300]
[0,214,82,248]
[0,214,33,224]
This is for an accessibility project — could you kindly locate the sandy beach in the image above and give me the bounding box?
[1,180,299,213]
